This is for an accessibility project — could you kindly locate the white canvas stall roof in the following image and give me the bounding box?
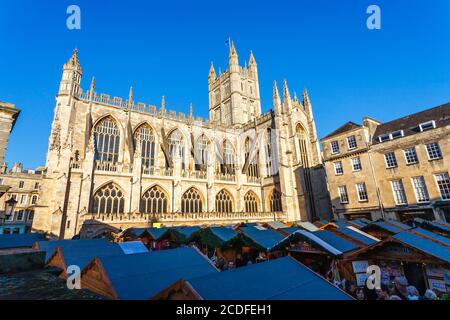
[346,226,380,242]
[296,221,320,232]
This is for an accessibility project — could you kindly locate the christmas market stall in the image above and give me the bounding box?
[33,238,113,262]
[273,228,378,276]
[37,239,124,278]
[151,256,353,300]
[361,219,411,240]
[236,226,287,264]
[80,247,218,300]
[0,232,44,253]
[342,228,450,294]
[187,226,240,268]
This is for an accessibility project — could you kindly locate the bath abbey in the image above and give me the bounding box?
[28,44,331,239]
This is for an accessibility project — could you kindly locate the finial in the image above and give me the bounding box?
[249,50,256,65]
[189,102,193,117]
[273,80,280,98]
[88,76,96,100]
[161,96,166,112]
[129,86,133,102]
[283,79,291,100]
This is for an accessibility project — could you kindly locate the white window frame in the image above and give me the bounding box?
[435,173,450,201]
[351,157,362,172]
[356,183,368,202]
[347,135,357,150]
[20,194,28,206]
[330,141,340,155]
[391,180,408,205]
[411,176,430,203]
[404,147,418,165]
[419,120,436,132]
[334,161,343,175]
[426,143,443,160]
[391,130,404,139]
[27,211,34,221]
[338,186,349,204]
[378,134,390,143]
[384,152,398,168]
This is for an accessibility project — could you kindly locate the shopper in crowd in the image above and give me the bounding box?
[423,289,438,300]
[344,280,357,297]
[393,276,409,300]
[355,287,366,300]
[375,284,390,300]
[406,286,419,300]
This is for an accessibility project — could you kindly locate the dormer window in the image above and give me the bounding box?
[391,130,404,139]
[378,134,390,142]
[419,120,436,132]
[378,130,404,142]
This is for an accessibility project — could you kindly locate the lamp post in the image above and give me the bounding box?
[0,197,17,226]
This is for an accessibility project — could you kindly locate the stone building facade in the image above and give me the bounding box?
[322,103,450,223]
[32,45,331,239]
[0,163,44,234]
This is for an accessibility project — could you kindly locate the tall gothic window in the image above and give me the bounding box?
[134,124,156,168]
[296,124,310,167]
[140,185,168,214]
[269,189,282,212]
[93,117,120,163]
[244,191,259,213]
[244,137,259,178]
[181,188,203,213]
[195,135,208,172]
[264,128,273,177]
[168,129,185,169]
[92,183,125,215]
[220,140,235,175]
[215,189,233,213]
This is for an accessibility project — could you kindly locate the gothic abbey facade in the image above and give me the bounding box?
[32,44,331,239]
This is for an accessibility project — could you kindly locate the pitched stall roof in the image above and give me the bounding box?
[0,233,44,250]
[333,226,380,246]
[414,219,450,236]
[188,227,239,248]
[362,221,404,234]
[184,257,352,300]
[82,247,218,300]
[264,221,288,230]
[372,103,450,145]
[239,226,286,251]
[410,228,450,247]
[119,241,149,254]
[46,240,124,273]
[294,221,320,232]
[282,230,360,257]
[35,238,112,262]
[393,231,450,263]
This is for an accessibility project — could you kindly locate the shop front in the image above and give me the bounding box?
[343,239,450,295]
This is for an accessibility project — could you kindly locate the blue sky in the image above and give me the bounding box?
[0,0,449,169]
